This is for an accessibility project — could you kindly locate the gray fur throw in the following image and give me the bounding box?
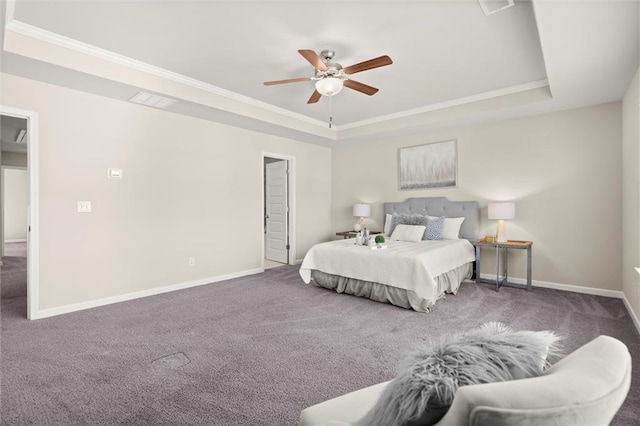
[357,322,562,426]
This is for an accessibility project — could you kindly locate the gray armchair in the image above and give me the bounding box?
[299,335,631,426]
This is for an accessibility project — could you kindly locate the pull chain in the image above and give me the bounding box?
[329,95,333,129]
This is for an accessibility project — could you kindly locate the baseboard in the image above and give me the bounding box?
[4,239,27,243]
[621,292,640,336]
[33,267,264,320]
[478,273,623,298]
[477,273,640,335]
[294,258,304,265]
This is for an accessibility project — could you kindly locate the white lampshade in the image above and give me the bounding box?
[353,204,371,218]
[352,203,370,232]
[315,77,343,97]
[488,202,515,220]
[488,202,515,243]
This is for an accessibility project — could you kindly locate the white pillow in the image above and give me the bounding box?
[383,213,393,235]
[441,217,465,240]
[390,224,426,242]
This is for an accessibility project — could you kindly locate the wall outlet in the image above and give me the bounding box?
[77,201,92,213]
[188,257,195,266]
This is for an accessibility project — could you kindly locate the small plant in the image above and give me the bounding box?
[375,235,386,244]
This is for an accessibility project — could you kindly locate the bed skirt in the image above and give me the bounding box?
[310,262,473,313]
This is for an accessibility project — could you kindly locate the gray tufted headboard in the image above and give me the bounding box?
[383,197,480,241]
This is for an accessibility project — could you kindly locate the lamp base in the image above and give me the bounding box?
[353,223,362,232]
[496,220,507,243]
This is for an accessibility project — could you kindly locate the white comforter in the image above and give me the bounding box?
[299,238,475,303]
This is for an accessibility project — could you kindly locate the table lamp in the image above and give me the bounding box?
[488,202,515,243]
[352,204,371,232]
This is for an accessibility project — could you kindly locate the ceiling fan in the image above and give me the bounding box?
[263,49,393,104]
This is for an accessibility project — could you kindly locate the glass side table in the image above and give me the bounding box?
[474,239,533,291]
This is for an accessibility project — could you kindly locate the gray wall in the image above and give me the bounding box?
[2,69,634,317]
[2,167,28,241]
[623,65,640,323]
[0,152,28,255]
[331,103,623,291]
[3,73,332,311]
[1,152,28,167]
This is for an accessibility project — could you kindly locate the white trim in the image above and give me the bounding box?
[337,79,549,131]
[5,19,327,130]
[0,105,39,321]
[4,239,27,243]
[295,258,304,265]
[261,152,296,266]
[478,273,623,299]
[32,267,263,320]
[532,280,623,299]
[5,0,15,26]
[478,273,640,335]
[621,292,640,336]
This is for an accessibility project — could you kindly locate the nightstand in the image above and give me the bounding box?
[335,230,382,239]
[474,239,532,291]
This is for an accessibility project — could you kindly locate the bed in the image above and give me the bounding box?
[299,197,480,312]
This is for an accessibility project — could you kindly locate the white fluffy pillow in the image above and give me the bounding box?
[390,224,426,242]
[441,217,465,240]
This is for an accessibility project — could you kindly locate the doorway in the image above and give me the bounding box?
[1,166,29,245]
[1,107,39,320]
[262,153,295,269]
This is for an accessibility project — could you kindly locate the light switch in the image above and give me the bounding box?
[77,201,92,213]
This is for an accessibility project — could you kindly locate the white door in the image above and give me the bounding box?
[265,160,288,263]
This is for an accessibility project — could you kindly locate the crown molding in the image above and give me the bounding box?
[5,0,15,24]
[4,5,553,141]
[337,79,550,132]
[5,18,330,130]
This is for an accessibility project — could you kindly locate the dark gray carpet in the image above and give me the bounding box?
[1,261,639,425]
[1,242,27,300]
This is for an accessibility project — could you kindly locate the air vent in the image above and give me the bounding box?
[129,92,176,109]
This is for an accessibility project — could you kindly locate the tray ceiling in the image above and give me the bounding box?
[2,0,638,144]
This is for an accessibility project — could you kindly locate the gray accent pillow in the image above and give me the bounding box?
[425,216,445,240]
[390,213,430,237]
[356,322,562,426]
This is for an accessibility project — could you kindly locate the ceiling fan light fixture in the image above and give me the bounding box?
[315,77,343,97]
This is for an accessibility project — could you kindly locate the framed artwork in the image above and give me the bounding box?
[399,139,457,190]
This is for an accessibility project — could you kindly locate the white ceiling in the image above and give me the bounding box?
[1,0,639,145]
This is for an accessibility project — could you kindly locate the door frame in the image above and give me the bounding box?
[261,152,295,267]
[1,106,39,320]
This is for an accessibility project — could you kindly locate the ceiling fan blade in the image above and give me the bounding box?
[263,77,310,86]
[343,55,393,75]
[307,90,322,104]
[343,79,379,96]
[298,49,328,71]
